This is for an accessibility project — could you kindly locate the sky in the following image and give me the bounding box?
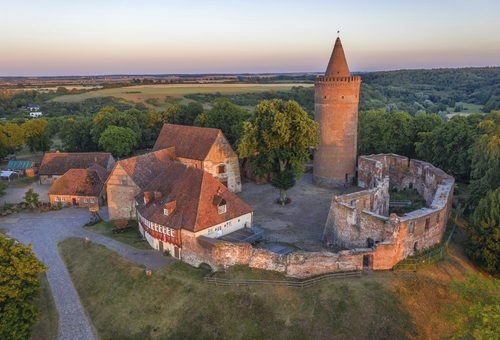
[1,0,499,76]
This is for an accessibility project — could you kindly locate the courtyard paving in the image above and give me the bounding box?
[237,172,361,251]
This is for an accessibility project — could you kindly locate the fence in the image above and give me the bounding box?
[204,270,361,288]
[393,219,457,272]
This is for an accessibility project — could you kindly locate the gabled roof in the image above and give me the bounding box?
[136,164,252,233]
[116,148,176,190]
[152,124,223,161]
[39,152,114,176]
[6,160,35,170]
[48,167,109,197]
[324,37,351,78]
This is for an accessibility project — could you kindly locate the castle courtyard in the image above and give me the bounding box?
[237,172,361,252]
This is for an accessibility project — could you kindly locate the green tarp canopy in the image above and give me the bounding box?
[6,160,35,170]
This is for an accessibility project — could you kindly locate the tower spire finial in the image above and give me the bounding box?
[337,29,340,37]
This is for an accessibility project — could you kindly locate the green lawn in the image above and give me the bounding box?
[58,237,422,340]
[83,220,152,250]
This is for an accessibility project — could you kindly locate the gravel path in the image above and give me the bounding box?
[1,206,176,340]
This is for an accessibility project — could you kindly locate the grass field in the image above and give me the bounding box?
[83,220,152,250]
[57,226,479,340]
[50,83,313,110]
[446,103,484,116]
[32,273,59,340]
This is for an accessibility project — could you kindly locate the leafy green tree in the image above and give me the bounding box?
[21,119,52,153]
[358,109,386,156]
[0,235,49,340]
[447,274,500,339]
[415,113,484,181]
[98,126,137,158]
[24,188,39,210]
[1,123,24,154]
[238,99,319,204]
[91,106,142,148]
[376,111,415,156]
[468,111,500,211]
[466,187,500,273]
[194,98,250,147]
[59,118,98,152]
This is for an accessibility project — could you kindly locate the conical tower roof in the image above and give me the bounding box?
[324,37,351,77]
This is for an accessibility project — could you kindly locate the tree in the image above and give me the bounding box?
[1,123,24,154]
[415,113,484,181]
[195,98,250,147]
[447,274,500,339]
[98,126,137,158]
[466,187,500,273]
[59,118,98,152]
[24,188,39,210]
[91,106,142,148]
[0,235,49,340]
[21,119,52,153]
[468,111,500,212]
[238,99,319,204]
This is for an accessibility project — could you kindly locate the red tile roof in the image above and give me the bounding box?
[136,163,252,233]
[39,152,114,176]
[116,148,176,190]
[48,167,109,197]
[152,124,222,160]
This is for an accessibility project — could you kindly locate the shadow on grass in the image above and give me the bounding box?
[83,220,152,250]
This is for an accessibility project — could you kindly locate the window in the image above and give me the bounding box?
[171,230,175,238]
[218,204,227,214]
[61,197,65,202]
[425,218,430,231]
[122,179,128,186]
[163,226,166,234]
[217,164,226,174]
[90,198,95,204]
[55,197,59,202]
[408,221,414,234]
[84,198,88,203]
[164,208,168,216]
[436,213,440,224]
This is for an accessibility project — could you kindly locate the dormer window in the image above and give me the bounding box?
[163,200,176,216]
[164,208,168,216]
[218,203,227,214]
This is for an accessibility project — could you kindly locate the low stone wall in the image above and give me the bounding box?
[184,240,364,279]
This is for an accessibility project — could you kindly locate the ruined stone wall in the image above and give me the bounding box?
[106,165,140,221]
[324,177,390,248]
[324,154,454,269]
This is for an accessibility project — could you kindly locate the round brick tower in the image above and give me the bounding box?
[313,37,361,188]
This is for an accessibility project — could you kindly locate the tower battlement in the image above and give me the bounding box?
[315,75,361,83]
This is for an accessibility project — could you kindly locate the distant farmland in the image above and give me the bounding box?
[51,83,313,107]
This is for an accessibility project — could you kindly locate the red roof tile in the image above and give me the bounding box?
[116,148,176,190]
[136,163,252,233]
[152,124,222,160]
[39,152,114,176]
[48,168,108,197]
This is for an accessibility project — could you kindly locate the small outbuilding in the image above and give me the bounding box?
[6,160,37,177]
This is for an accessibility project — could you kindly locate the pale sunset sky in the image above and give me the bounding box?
[1,0,499,76]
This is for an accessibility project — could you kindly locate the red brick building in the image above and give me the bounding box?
[153,124,242,193]
[313,37,361,188]
[48,164,110,207]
